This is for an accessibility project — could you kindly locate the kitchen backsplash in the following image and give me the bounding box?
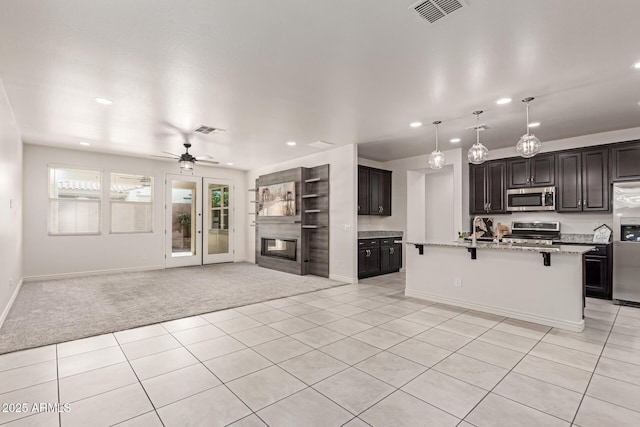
[483,212,612,235]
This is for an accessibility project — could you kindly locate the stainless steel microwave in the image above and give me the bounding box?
[507,186,556,211]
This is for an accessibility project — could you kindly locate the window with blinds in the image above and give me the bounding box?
[48,167,101,235]
[110,173,153,233]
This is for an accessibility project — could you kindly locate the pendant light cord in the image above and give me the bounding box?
[476,112,480,144]
[526,101,530,136]
[435,122,439,151]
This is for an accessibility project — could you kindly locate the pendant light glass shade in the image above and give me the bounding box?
[467,110,489,165]
[428,120,446,169]
[516,97,542,158]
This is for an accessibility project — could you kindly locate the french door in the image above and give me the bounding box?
[165,174,234,267]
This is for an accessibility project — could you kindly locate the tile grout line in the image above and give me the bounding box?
[570,305,640,423]
[455,312,570,424]
[56,344,61,427]
[112,333,166,427]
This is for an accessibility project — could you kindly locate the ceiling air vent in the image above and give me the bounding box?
[465,124,491,131]
[409,0,465,23]
[194,125,226,135]
[309,140,335,149]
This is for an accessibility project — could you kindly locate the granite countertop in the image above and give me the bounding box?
[558,234,599,244]
[405,240,595,255]
[358,230,403,239]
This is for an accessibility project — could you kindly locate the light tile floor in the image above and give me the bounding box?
[1,272,639,426]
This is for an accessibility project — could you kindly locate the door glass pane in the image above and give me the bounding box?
[208,183,230,255]
[171,181,196,257]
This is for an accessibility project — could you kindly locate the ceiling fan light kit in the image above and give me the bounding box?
[428,120,446,169]
[516,97,542,158]
[467,110,489,165]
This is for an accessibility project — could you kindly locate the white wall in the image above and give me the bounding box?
[247,144,358,283]
[425,165,455,241]
[0,80,23,325]
[23,144,247,279]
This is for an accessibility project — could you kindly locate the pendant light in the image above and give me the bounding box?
[428,120,446,169]
[516,97,542,158]
[467,110,489,164]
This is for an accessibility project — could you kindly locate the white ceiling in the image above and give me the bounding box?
[1,0,639,169]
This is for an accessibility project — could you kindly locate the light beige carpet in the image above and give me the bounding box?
[0,263,344,354]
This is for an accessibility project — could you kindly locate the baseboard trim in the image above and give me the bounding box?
[329,274,357,284]
[0,277,23,330]
[24,265,165,282]
[405,289,585,332]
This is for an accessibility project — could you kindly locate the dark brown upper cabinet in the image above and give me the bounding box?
[469,160,508,214]
[506,155,555,189]
[612,140,640,182]
[358,165,392,216]
[557,148,609,212]
[358,166,370,215]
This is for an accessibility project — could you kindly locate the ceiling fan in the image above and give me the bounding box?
[153,122,222,170]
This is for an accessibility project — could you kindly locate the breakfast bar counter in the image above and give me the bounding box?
[404,241,595,332]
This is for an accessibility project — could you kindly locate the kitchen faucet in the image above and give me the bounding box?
[472,216,481,247]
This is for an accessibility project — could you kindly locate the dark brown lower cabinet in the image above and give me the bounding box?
[380,243,402,274]
[583,244,612,299]
[358,238,402,279]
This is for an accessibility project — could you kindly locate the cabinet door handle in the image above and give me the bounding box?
[578,199,582,208]
[390,247,394,254]
[365,249,371,257]
[358,205,360,211]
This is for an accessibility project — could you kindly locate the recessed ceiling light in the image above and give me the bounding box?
[450,138,461,143]
[79,141,91,146]
[226,162,234,166]
[496,98,512,105]
[95,97,113,105]
[633,61,640,69]
[286,141,297,146]
[410,122,422,128]
[528,122,541,128]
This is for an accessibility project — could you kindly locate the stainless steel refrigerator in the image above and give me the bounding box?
[613,182,640,305]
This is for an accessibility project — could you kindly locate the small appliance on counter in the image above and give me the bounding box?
[501,221,561,246]
[612,182,640,306]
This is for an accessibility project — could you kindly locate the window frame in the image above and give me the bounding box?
[109,171,154,234]
[47,165,103,236]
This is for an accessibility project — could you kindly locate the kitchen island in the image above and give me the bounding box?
[405,241,595,332]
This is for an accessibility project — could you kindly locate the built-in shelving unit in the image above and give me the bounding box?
[301,165,330,277]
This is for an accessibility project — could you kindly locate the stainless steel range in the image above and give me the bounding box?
[502,221,561,246]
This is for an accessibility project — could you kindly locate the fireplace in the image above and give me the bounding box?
[261,238,297,261]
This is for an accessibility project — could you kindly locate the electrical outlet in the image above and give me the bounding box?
[343,224,352,231]
[454,278,462,287]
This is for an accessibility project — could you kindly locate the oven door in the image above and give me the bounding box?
[507,187,556,211]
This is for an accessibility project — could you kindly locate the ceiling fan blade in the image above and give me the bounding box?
[195,155,214,160]
[197,159,220,165]
[162,151,180,157]
[151,155,179,160]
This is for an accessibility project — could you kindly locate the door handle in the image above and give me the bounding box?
[365,249,371,257]
[197,230,201,234]
[390,247,394,254]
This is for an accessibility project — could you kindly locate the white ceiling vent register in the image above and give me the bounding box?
[309,140,335,149]
[194,125,226,134]
[409,0,466,23]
